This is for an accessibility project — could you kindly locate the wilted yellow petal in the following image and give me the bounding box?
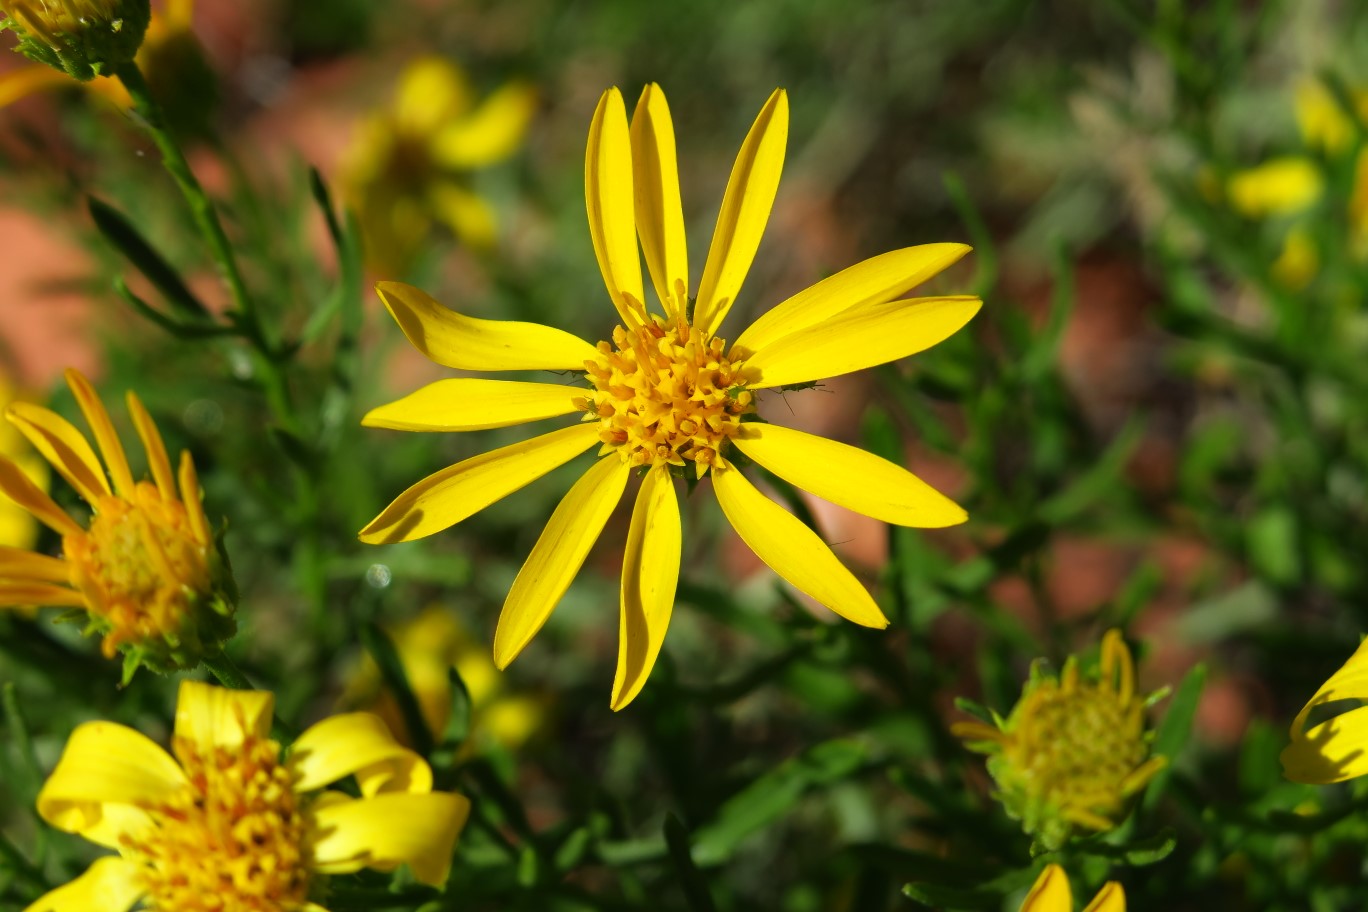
[586,87,646,325]
[1227,157,1323,218]
[361,424,600,545]
[290,712,432,796]
[363,379,580,433]
[311,791,470,886]
[733,243,971,354]
[21,856,144,912]
[612,463,680,711]
[630,83,689,315]
[431,82,538,169]
[731,423,965,528]
[494,455,630,668]
[712,465,887,628]
[376,281,598,371]
[7,402,109,504]
[1020,865,1072,912]
[173,680,274,753]
[695,89,788,337]
[745,295,981,390]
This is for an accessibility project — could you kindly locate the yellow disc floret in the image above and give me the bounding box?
[123,730,310,911]
[579,314,755,476]
[953,630,1167,852]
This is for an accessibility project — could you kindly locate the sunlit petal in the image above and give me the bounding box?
[6,402,109,503]
[494,455,630,668]
[362,379,580,433]
[376,281,598,372]
[611,463,680,711]
[361,424,600,544]
[733,243,971,354]
[126,391,177,501]
[1020,865,1072,912]
[431,82,538,169]
[586,87,646,325]
[732,423,965,528]
[1283,637,1368,783]
[630,83,689,315]
[712,465,887,628]
[311,791,471,887]
[22,856,144,912]
[745,294,981,389]
[290,712,432,796]
[173,680,274,753]
[695,89,788,337]
[1082,882,1126,912]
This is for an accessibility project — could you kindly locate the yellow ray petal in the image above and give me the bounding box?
[126,392,176,501]
[712,465,887,628]
[0,454,81,537]
[745,294,981,390]
[0,582,84,607]
[630,83,689,316]
[65,370,135,498]
[733,243,972,354]
[362,379,581,433]
[173,680,274,753]
[290,712,432,797]
[695,89,788,337]
[6,403,109,504]
[0,64,70,110]
[731,424,965,528]
[0,545,70,583]
[177,449,212,545]
[611,463,680,711]
[311,791,471,887]
[1020,865,1072,912]
[37,721,185,847]
[427,179,498,249]
[494,455,630,668]
[431,82,538,169]
[376,281,597,372]
[361,424,600,545]
[21,856,144,912]
[1082,882,1126,912]
[1227,156,1323,218]
[395,57,472,135]
[1283,637,1368,783]
[585,87,646,326]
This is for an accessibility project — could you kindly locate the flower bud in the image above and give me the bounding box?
[2,0,151,80]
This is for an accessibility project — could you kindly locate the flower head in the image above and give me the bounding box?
[1,0,150,80]
[1019,864,1124,912]
[360,84,979,708]
[342,56,538,273]
[1282,636,1368,783]
[24,680,469,912]
[0,368,234,678]
[953,630,1166,852]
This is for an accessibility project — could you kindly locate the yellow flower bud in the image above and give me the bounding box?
[1,0,150,80]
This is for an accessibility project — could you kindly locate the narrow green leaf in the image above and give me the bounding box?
[664,815,718,912]
[88,196,210,318]
[359,622,434,758]
[1142,663,1206,812]
[114,278,234,339]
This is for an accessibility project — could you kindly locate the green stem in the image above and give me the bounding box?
[202,652,253,690]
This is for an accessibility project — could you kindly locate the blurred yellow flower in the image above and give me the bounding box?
[24,680,469,912]
[0,368,234,677]
[1282,636,1368,783]
[345,605,543,750]
[953,630,1165,852]
[0,373,48,551]
[1225,80,1368,287]
[360,84,978,709]
[341,56,538,273]
[1020,864,1124,912]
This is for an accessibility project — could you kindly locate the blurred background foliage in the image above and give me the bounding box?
[2,0,1368,909]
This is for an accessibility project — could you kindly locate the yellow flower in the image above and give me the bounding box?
[344,605,544,751]
[1281,636,1368,783]
[0,0,150,80]
[0,368,234,677]
[360,84,979,709]
[953,630,1166,852]
[341,56,538,273]
[23,679,469,912]
[0,373,49,551]
[1019,864,1124,912]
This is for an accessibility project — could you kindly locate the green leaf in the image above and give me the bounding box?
[1143,663,1206,812]
[88,196,211,319]
[359,622,433,758]
[902,881,1000,910]
[664,815,718,912]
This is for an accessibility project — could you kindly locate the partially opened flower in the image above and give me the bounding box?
[0,0,150,80]
[342,55,538,273]
[360,84,979,709]
[24,680,469,912]
[0,368,234,678]
[1019,865,1124,912]
[953,630,1166,852]
[1282,636,1368,783]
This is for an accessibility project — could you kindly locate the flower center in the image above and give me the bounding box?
[124,733,310,912]
[62,481,212,658]
[578,315,754,474]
